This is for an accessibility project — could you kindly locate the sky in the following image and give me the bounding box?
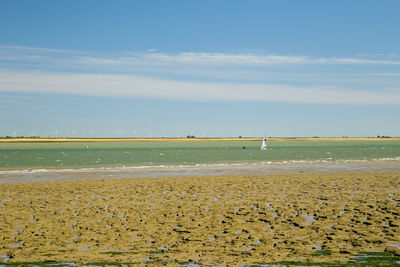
[1,0,400,137]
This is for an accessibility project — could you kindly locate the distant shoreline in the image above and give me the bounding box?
[0,137,399,143]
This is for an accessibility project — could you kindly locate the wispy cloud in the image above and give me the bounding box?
[318,57,400,65]
[1,45,400,105]
[2,45,400,67]
[139,53,309,65]
[0,45,85,55]
[76,53,400,66]
[1,71,399,105]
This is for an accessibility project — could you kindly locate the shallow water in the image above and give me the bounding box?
[0,140,399,183]
[1,159,400,184]
[1,140,399,168]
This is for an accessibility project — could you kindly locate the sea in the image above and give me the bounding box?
[1,140,399,183]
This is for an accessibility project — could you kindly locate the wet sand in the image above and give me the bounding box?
[0,173,399,265]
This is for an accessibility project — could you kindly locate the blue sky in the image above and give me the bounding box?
[1,0,399,137]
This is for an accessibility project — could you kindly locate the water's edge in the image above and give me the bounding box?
[1,158,399,184]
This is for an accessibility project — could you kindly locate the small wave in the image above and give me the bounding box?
[1,157,400,175]
[373,156,400,161]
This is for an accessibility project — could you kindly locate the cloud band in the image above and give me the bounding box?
[1,71,399,105]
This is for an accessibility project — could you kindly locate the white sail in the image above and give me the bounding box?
[260,137,267,150]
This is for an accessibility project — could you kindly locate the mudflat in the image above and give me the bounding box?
[1,173,399,265]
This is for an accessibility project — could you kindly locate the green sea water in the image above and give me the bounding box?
[0,140,399,170]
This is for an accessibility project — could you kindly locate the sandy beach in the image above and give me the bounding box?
[1,172,399,265]
[1,137,399,143]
